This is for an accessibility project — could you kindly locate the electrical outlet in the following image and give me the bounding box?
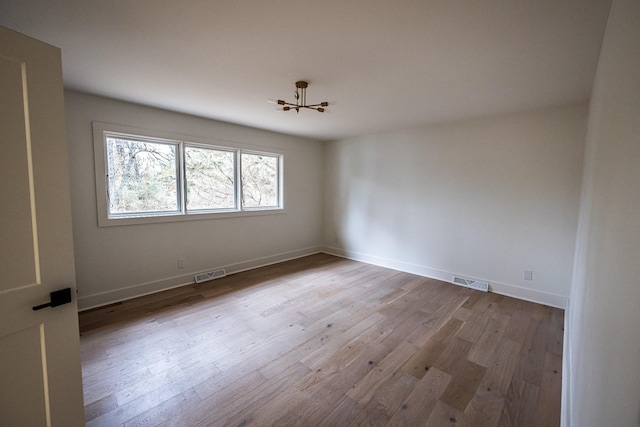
[524,270,533,281]
[178,258,186,269]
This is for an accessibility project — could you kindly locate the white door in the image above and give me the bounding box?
[0,27,85,426]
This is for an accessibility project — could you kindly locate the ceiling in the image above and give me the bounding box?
[0,0,612,141]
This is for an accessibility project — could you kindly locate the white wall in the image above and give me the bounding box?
[324,104,588,307]
[566,0,640,425]
[65,90,324,310]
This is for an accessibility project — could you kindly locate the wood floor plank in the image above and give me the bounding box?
[300,312,387,370]
[480,339,522,397]
[275,341,392,426]
[123,388,200,427]
[196,362,310,427]
[346,341,418,405]
[79,254,563,426]
[83,363,153,407]
[400,316,463,379]
[86,376,187,427]
[401,338,447,379]
[498,380,540,427]
[432,337,486,412]
[460,387,505,427]
[425,400,465,427]
[503,308,533,344]
[433,336,473,374]
[516,318,550,387]
[547,309,564,356]
[532,351,562,427]
[347,370,418,426]
[386,367,451,427]
[456,296,498,343]
[317,396,362,427]
[439,358,486,412]
[84,393,118,422]
[192,362,265,401]
[385,309,434,348]
[467,312,511,367]
[452,306,473,322]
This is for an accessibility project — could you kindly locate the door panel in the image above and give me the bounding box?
[0,326,48,426]
[0,53,38,289]
[0,26,85,427]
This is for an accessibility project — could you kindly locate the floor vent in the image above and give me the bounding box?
[195,269,227,284]
[452,276,489,292]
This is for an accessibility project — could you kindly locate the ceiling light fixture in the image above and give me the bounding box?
[275,81,329,113]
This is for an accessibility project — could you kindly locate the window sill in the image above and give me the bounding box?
[98,207,286,227]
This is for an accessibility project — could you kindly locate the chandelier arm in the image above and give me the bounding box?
[302,106,326,112]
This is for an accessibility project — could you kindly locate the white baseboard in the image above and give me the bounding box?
[79,245,568,311]
[322,246,568,309]
[561,301,571,427]
[77,246,323,311]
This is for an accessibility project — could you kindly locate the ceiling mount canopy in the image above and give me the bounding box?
[275,81,329,113]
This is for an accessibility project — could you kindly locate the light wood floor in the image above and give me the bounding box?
[79,253,563,427]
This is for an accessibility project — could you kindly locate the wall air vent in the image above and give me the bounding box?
[452,276,489,292]
[195,269,227,284]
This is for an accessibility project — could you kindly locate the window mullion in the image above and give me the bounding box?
[236,149,242,211]
[180,142,187,214]
[278,155,283,207]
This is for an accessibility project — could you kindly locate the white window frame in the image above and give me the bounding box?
[93,122,285,227]
[240,150,283,211]
[184,142,238,213]
[104,134,184,218]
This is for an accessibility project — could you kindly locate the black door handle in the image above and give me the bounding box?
[32,288,72,311]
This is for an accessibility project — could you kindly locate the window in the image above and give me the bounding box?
[106,136,181,216]
[241,152,280,209]
[93,123,284,226]
[185,146,235,211]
